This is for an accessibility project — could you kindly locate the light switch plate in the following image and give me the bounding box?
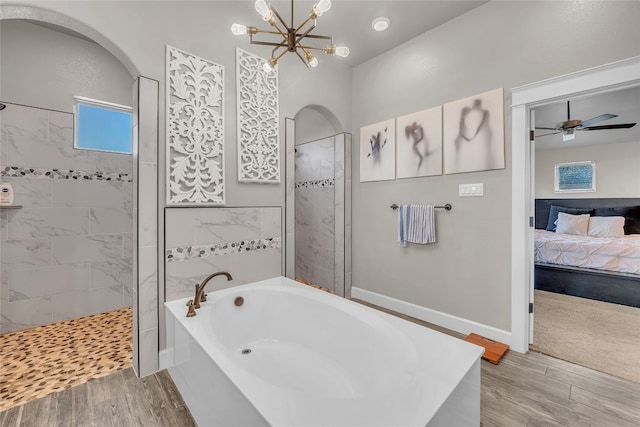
[459,183,484,197]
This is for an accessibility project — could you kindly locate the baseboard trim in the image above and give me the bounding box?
[352,287,512,347]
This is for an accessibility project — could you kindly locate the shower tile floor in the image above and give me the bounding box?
[0,307,132,412]
[295,277,334,293]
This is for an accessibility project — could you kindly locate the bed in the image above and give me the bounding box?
[534,198,640,308]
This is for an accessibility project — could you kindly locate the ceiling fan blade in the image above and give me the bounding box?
[579,113,618,128]
[582,123,636,131]
[535,131,562,138]
[535,127,558,130]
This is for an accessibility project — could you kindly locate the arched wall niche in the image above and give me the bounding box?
[0,5,139,78]
[294,104,344,145]
[1,5,159,378]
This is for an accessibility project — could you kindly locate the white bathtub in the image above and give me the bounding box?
[163,276,483,426]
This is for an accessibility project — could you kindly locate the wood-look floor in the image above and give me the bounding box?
[2,300,639,426]
[0,368,196,427]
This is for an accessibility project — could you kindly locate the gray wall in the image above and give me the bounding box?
[0,20,132,112]
[536,141,640,199]
[351,1,640,331]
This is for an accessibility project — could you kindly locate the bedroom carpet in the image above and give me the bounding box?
[531,290,640,383]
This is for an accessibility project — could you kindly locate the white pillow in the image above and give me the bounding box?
[587,216,625,238]
[555,212,590,236]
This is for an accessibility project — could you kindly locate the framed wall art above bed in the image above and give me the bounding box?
[554,161,596,193]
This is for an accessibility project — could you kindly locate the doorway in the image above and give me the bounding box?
[510,56,640,354]
[527,87,640,382]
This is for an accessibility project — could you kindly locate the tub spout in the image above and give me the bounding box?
[187,271,233,317]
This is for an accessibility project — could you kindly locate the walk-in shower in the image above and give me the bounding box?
[293,133,351,296]
[0,102,134,333]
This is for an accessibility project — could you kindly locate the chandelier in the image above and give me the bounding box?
[231,0,349,72]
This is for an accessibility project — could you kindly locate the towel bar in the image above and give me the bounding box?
[390,203,452,211]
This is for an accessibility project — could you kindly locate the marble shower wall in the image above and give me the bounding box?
[164,207,282,301]
[292,134,351,297]
[0,103,133,333]
[294,137,337,293]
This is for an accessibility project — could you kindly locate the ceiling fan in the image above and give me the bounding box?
[535,100,636,141]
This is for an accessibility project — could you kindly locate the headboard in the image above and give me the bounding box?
[535,198,640,232]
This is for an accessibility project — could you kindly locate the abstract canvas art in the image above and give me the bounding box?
[396,106,442,179]
[443,88,504,175]
[359,119,395,182]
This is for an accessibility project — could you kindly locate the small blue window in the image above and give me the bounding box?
[74,97,132,154]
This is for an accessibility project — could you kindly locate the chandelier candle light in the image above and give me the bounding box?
[231,0,349,72]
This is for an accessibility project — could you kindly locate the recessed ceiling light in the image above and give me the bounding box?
[372,17,390,32]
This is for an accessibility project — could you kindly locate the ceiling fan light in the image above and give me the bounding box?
[562,129,575,142]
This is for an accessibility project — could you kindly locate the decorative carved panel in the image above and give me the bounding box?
[166,46,225,204]
[236,48,280,183]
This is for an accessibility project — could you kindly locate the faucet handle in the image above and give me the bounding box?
[186,300,197,317]
[200,292,207,302]
[194,283,201,309]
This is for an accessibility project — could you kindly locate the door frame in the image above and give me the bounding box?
[510,56,640,353]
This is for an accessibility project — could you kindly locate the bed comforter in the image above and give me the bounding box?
[534,229,640,275]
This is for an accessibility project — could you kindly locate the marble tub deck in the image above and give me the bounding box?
[0,307,132,412]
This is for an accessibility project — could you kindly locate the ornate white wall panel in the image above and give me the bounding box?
[236,48,280,183]
[166,46,225,204]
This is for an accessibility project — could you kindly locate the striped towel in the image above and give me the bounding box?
[398,204,435,246]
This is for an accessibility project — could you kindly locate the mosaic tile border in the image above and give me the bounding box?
[295,178,335,189]
[1,166,133,182]
[166,236,281,262]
